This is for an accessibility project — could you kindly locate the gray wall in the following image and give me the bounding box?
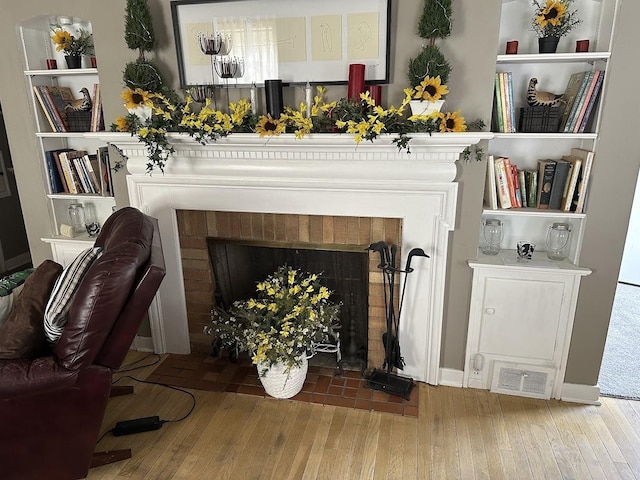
[0,0,636,388]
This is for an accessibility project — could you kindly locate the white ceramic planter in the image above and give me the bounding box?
[409,99,444,116]
[258,355,308,399]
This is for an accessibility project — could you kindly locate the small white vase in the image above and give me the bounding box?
[258,355,308,399]
[409,99,444,116]
[126,105,153,122]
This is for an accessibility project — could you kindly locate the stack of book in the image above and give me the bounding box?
[44,147,113,196]
[33,84,104,133]
[485,149,594,213]
[559,70,605,133]
[492,71,517,133]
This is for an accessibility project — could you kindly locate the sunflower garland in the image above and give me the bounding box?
[531,0,581,38]
[112,84,473,173]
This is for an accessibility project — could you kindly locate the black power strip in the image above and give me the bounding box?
[112,416,163,436]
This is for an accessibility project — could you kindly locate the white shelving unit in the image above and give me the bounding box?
[19,16,114,266]
[465,0,620,400]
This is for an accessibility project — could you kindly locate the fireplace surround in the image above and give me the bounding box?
[97,131,491,384]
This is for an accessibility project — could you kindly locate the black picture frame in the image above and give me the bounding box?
[170,0,391,88]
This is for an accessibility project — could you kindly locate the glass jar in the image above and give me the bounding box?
[546,222,571,260]
[68,203,85,233]
[481,218,503,255]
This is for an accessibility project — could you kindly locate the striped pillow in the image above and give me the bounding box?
[44,246,103,344]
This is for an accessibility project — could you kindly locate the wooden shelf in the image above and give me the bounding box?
[496,52,611,64]
[25,68,98,76]
[492,133,598,140]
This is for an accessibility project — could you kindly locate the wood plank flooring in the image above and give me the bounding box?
[89,352,640,479]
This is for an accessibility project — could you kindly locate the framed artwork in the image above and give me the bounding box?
[170,0,391,87]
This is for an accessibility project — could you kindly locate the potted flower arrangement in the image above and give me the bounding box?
[531,0,581,53]
[205,266,341,398]
[51,26,94,69]
[407,0,453,116]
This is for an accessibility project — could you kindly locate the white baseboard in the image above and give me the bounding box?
[131,335,155,352]
[439,368,464,387]
[561,383,601,405]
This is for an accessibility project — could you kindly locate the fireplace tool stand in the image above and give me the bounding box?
[365,242,429,400]
[336,301,367,376]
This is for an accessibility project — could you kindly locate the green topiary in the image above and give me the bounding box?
[123,59,165,93]
[124,0,156,59]
[407,44,451,89]
[417,0,452,41]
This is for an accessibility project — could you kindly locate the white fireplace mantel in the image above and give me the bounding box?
[93,132,492,384]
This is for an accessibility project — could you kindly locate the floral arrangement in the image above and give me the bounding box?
[112,84,469,173]
[205,266,341,373]
[51,27,94,56]
[531,0,581,38]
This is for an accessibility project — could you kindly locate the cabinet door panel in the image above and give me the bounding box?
[478,276,564,361]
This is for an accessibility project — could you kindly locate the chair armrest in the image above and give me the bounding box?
[0,356,80,398]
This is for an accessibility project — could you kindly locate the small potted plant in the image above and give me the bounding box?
[407,0,453,115]
[531,0,581,53]
[51,26,94,69]
[205,265,340,398]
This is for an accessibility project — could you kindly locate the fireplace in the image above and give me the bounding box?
[102,131,491,384]
[177,210,401,369]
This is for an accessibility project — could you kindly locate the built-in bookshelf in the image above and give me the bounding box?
[19,15,114,264]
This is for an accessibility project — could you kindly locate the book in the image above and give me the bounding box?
[537,159,557,209]
[507,72,516,133]
[97,146,114,197]
[89,83,105,132]
[560,155,582,211]
[59,150,88,194]
[33,86,59,132]
[499,72,509,133]
[43,86,76,132]
[485,155,498,210]
[548,159,571,210]
[493,74,504,132]
[43,150,66,193]
[82,154,101,194]
[559,71,588,132]
[517,169,528,208]
[503,157,518,207]
[569,148,595,213]
[577,70,605,133]
[52,149,73,193]
[564,71,593,133]
[525,169,538,207]
[573,70,601,133]
[511,164,522,207]
[493,156,512,209]
[73,157,92,193]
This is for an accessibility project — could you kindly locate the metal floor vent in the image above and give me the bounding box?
[490,362,556,399]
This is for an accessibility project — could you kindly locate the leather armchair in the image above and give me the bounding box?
[0,207,166,480]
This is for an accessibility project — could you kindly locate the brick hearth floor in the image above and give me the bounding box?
[147,353,419,417]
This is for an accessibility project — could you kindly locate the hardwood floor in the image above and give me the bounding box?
[89,352,640,479]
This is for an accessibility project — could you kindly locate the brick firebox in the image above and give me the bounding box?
[177,210,401,369]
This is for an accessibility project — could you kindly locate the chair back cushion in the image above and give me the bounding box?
[53,208,153,370]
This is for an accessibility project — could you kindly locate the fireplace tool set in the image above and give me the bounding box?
[365,241,429,400]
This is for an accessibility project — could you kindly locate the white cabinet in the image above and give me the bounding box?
[464,253,590,399]
[19,16,114,258]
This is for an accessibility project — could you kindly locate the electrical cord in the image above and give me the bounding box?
[114,353,162,373]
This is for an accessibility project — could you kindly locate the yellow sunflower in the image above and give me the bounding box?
[256,115,286,137]
[51,30,72,52]
[121,88,153,109]
[112,116,129,132]
[414,76,449,102]
[438,110,467,133]
[536,0,567,28]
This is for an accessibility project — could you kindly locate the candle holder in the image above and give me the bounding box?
[265,79,284,118]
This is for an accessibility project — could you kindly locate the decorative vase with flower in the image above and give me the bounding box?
[531,0,581,54]
[409,75,449,116]
[51,24,94,69]
[205,266,341,399]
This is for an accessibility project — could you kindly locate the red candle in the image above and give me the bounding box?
[367,85,382,105]
[348,64,365,101]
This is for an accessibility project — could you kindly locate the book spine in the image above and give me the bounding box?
[561,158,581,211]
[83,155,101,194]
[494,73,504,132]
[73,157,91,193]
[564,71,592,133]
[33,87,58,132]
[507,72,516,133]
[537,161,556,209]
[527,170,537,208]
[517,169,527,208]
[42,86,68,132]
[494,157,512,209]
[58,153,77,194]
[503,158,518,207]
[499,72,509,133]
[52,150,70,193]
[43,150,62,193]
[485,155,499,210]
[575,152,595,213]
[573,71,600,133]
[577,71,604,133]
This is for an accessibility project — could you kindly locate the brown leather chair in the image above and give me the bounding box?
[0,207,166,480]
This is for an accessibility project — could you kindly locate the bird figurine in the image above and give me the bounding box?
[65,87,92,111]
[526,78,564,107]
